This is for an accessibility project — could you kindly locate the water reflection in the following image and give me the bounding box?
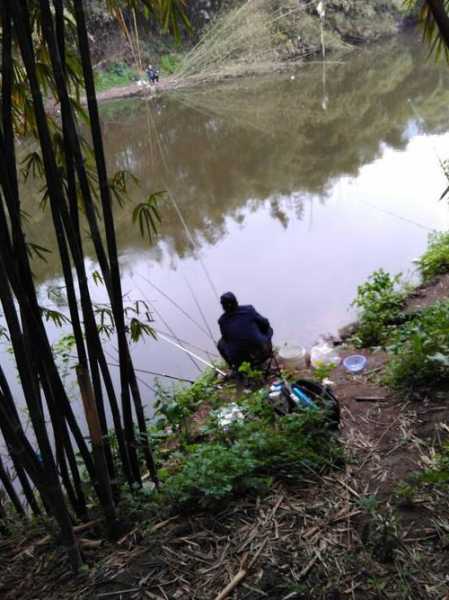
[23,33,449,285]
[13,33,448,399]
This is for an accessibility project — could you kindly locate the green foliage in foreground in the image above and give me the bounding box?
[150,376,341,509]
[94,63,139,92]
[386,300,449,393]
[418,231,449,282]
[352,269,407,348]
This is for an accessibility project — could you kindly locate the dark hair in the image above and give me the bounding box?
[220,291,238,313]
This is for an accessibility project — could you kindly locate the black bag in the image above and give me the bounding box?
[283,379,340,430]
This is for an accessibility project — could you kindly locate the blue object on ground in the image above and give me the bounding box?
[291,385,319,410]
[343,355,367,373]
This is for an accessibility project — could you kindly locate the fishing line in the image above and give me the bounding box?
[357,197,438,232]
[182,274,217,346]
[143,102,220,302]
[133,280,203,373]
[136,272,212,341]
[408,98,449,184]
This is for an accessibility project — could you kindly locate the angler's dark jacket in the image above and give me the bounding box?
[218,305,273,366]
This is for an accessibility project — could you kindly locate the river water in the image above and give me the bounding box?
[4,33,449,427]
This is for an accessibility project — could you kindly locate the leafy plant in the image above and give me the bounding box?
[160,53,181,74]
[162,443,260,506]
[312,361,336,382]
[155,396,341,509]
[352,269,406,347]
[386,300,449,392]
[132,192,164,242]
[153,370,218,441]
[94,62,139,92]
[237,361,264,385]
[418,231,449,281]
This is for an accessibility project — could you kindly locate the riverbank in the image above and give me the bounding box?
[2,255,449,598]
[88,0,414,100]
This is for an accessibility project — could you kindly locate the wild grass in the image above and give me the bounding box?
[418,231,449,282]
[386,300,449,393]
[150,373,341,510]
[351,269,407,348]
[94,62,139,92]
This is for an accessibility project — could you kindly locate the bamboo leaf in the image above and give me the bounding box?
[132,191,165,242]
[129,317,157,342]
[40,307,71,327]
[92,270,104,286]
[26,242,52,262]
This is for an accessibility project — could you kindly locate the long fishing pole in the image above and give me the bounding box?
[157,332,226,376]
[107,362,195,384]
[153,328,220,358]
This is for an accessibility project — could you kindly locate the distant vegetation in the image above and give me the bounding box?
[94,62,139,91]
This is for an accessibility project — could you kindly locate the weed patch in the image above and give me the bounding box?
[386,300,449,393]
[150,375,342,510]
[352,269,407,347]
[418,231,449,282]
[94,62,139,92]
[160,53,182,74]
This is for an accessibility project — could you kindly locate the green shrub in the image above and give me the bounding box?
[160,53,181,74]
[418,231,449,282]
[162,443,260,506]
[94,63,139,92]
[153,369,218,441]
[159,407,341,509]
[232,411,340,479]
[352,269,406,347]
[386,300,449,392]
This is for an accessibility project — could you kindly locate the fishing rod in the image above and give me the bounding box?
[157,332,226,376]
[107,362,195,384]
[153,328,220,358]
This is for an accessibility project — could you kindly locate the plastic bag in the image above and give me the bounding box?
[310,339,341,368]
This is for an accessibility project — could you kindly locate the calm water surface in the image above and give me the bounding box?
[6,33,449,425]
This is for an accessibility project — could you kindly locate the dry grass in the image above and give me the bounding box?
[174,0,349,85]
[3,394,449,599]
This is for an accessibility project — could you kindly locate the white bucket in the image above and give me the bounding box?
[278,341,307,370]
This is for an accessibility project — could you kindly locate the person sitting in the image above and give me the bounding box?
[217,292,273,370]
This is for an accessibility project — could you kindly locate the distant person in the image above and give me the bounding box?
[146,64,159,84]
[217,292,273,370]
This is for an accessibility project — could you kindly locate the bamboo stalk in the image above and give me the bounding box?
[76,366,117,535]
[39,0,143,486]
[0,366,41,515]
[74,0,157,483]
[0,455,25,517]
[40,0,134,487]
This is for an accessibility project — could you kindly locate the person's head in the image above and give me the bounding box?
[220,291,238,313]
